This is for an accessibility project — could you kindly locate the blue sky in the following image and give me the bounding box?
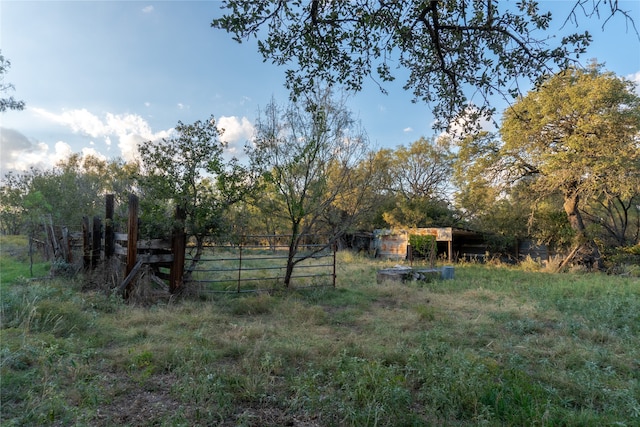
[1,0,639,175]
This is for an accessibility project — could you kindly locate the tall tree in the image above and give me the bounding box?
[461,64,640,268]
[0,171,32,235]
[0,51,25,112]
[389,136,453,200]
[0,155,134,234]
[137,116,253,278]
[250,90,371,287]
[378,137,457,229]
[212,0,636,128]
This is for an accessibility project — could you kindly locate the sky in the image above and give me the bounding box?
[1,0,639,176]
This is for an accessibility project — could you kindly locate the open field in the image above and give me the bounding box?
[1,240,639,426]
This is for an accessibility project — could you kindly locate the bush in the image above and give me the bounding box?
[604,245,640,276]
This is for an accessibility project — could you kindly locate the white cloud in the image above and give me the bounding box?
[142,5,154,13]
[6,141,50,172]
[33,107,108,138]
[403,127,413,133]
[0,127,49,174]
[2,109,254,174]
[80,146,107,162]
[50,141,74,166]
[105,112,172,162]
[0,136,87,174]
[30,108,172,163]
[216,116,254,155]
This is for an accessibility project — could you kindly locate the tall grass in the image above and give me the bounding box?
[0,235,50,285]
[1,247,639,426]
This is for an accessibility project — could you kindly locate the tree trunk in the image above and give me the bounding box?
[284,253,295,288]
[284,222,301,288]
[183,234,204,282]
[562,192,602,270]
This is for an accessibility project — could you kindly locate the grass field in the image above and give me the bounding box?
[0,235,50,284]
[1,238,639,426]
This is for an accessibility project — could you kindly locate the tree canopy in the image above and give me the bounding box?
[137,116,253,276]
[249,89,372,286]
[212,0,637,128]
[456,63,640,267]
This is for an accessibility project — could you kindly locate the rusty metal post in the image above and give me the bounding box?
[237,243,243,293]
[332,242,337,288]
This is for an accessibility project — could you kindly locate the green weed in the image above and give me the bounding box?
[1,248,639,425]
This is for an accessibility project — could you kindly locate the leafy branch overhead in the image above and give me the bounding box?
[0,51,25,113]
[212,0,637,128]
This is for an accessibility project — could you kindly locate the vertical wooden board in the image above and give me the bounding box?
[126,194,139,277]
[61,227,71,263]
[82,216,91,269]
[92,216,102,269]
[104,194,115,258]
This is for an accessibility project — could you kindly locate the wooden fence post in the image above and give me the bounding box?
[61,227,71,263]
[47,214,61,259]
[104,194,115,258]
[124,194,139,298]
[169,206,186,294]
[91,216,101,269]
[82,216,91,269]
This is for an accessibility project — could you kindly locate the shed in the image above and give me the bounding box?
[373,227,487,261]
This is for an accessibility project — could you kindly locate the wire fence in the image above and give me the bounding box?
[186,235,336,293]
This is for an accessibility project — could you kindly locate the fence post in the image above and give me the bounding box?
[169,206,186,294]
[41,220,51,260]
[333,242,337,288]
[237,243,243,293]
[61,227,71,263]
[47,214,61,259]
[124,194,139,298]
[104,194,115,258]
[82,216,91,269]
[91,216,101,269]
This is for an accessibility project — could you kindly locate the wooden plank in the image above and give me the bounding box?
[118,260,143,298]
[115,235,170,250]
[138,254,174,263]
[48,214,61,257]
[114,246,173,261]
[137,239,171,250]
[61,226,71,263]
[82,216,91,269]
[149,274,169,291]
[105,194,115,258]
[114,232,128,241]
[126,195,139,277]
[91,216,101,268]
